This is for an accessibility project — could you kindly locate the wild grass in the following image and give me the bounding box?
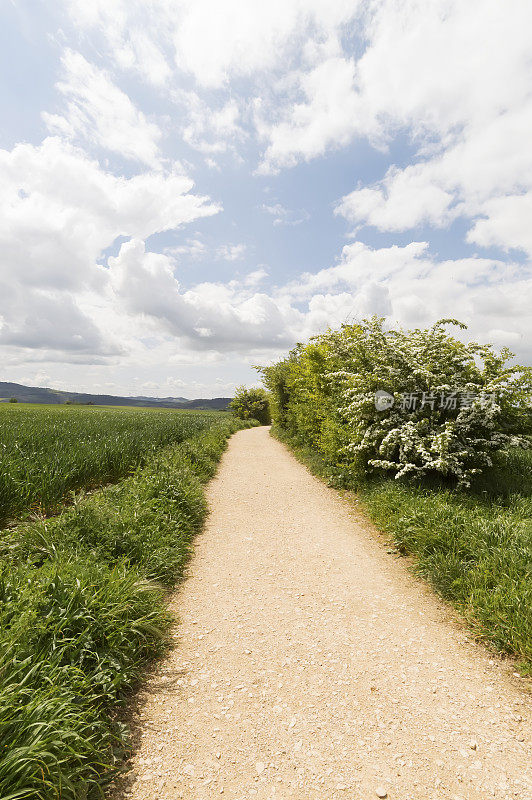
[0,415,255,799]
[0,404,224,526]
[273,426,532,672]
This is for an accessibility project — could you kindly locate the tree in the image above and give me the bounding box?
[230,386,271,425]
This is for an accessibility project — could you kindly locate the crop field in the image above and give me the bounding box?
[0,405,255,799]
[0,403,224,525]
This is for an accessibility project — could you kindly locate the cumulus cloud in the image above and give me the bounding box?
[260,0,532,257]
[335,166,459,233]
[280,240,532,359]
[257,56,375,173]
[0,137,218,288]
[3,0,531,393]
[108,239,296,350]
[102,238,532,365]
[0,137,219,360]
[43,50,162,166]
[65,0,360,88]
[61,0,532,259]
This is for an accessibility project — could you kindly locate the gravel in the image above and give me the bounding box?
[112,426,531,800]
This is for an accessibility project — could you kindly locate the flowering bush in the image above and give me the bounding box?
[261,318,531,487]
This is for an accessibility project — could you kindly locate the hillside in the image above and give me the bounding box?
[0,381,231,410]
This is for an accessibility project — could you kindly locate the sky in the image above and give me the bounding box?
[0,0,531,399]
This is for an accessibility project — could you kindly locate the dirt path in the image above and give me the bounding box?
[115,427,531,800]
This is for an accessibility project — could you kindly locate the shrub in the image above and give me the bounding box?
[229,386,271,425]
[262,317,531,487]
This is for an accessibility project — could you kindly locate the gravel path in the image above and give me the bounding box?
[115,426,531,800]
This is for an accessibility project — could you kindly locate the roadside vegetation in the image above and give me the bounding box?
[0,407,255,799]
[229,385,271,425]
[0,404,225,526]
[263,318,532,670]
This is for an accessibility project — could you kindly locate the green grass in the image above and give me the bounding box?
[272,426,532,672]
[0,403,225,525]
[0,414,256,799]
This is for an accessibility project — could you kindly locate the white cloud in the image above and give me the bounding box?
[102,237,532,365]
[64,1,172,87]
[335,165,459,233]
[166,238,207,260]
[3,0,531,393]
[108,238,296,350]
[43,50,162,166]
[243,268,268,286]
[257,56,375,173]
[62,1,532,257]
[262,203,309,226]
[0,137,218,289]
[64,0,360,88]
[257,0,532,257]
[161,0,360,89]
[217,243,247,261]
[467,194,532,255]
[175,91,246,155]
[0,137,219,360]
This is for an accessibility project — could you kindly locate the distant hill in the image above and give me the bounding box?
[0,382,231,411]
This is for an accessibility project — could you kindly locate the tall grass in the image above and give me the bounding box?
[273,427,532,672]
[360,448,532,669]
[0,415,255,799]
[0,404,223,525]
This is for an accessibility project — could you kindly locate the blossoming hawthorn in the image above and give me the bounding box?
[261,318,531,487]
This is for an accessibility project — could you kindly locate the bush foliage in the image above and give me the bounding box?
[262,317,531,487]
[229,385,271,425]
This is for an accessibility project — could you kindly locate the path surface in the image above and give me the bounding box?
[115,427,531,800]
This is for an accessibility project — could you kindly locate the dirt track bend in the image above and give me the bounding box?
[115,426,531,800]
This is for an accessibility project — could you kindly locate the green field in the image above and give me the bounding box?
[0,403,225,526]
[0,405,255,799]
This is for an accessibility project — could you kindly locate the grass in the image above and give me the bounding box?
[0,413,256,799]
[0,403,225,526]
[272,426,532,673]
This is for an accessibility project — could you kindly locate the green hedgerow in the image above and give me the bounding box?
[262,317,531,487]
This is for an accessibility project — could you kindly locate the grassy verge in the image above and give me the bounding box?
[272,426,532,673]
[0,416,255,800]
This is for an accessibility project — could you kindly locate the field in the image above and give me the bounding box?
[0,404,255,799]
[0,403,224,525]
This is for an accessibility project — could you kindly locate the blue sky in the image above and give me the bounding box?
[1,0,531,397]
